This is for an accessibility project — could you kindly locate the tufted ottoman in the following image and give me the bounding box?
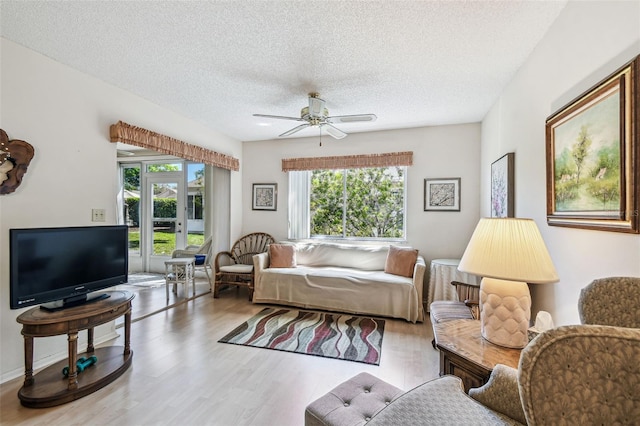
[305,372,404,426]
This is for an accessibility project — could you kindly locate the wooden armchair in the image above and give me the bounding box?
[214,232,275,300]
[451,280,481,319]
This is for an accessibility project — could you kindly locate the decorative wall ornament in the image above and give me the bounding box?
[545,55,639,233]
[491,152,515,218]
[424,178,461,211]
[252,183,277,211]
[109,121,239,171]
[0,129,35,195]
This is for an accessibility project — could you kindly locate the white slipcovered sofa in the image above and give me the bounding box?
[253,242,426,323]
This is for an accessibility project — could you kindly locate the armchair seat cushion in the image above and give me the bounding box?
[367,376,522,426]
[219,264,253,274]
[429,300,475,323]
[305,373,404,426]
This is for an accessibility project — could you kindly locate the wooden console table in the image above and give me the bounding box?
[433,319,521,393]
[16,290,134,408]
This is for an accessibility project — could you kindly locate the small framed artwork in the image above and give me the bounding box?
[252,183,277,211]
[491,152,515,218]
[545,55,639,233]
[424,178,461,211]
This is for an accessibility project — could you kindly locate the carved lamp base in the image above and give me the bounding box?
[480,277,531,349]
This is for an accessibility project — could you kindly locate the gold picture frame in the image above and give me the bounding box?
[545,55,639,233]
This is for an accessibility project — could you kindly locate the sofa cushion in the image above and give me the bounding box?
[384,245,418,278]
[269,244,297,268]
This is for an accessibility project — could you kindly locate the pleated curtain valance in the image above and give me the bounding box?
[110,121,239,171]
[281,151,413,172]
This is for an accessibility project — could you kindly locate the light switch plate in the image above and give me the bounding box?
[92,208,106,222]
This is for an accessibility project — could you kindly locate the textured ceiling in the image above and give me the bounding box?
[1,1,567,143]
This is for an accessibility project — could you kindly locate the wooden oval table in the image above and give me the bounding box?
[16,290,134,408]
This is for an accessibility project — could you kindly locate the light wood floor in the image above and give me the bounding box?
[0,288,440,426]
[115,274,213,322]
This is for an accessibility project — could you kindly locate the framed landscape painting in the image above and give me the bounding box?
[424,178,460,211]
[252,183,277,211]
[491,152,515,218]
[545,55,639,233]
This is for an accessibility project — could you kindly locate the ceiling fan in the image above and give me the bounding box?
[253,93,377,139]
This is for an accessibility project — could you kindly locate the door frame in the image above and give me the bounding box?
[143,173,185,272]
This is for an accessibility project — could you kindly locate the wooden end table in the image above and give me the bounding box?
[16,290,134,408]
[433,319,521,393]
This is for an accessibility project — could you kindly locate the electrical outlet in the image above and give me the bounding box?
[92,208,106,222]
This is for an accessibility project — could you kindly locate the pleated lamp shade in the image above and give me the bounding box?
[458,218,558,284]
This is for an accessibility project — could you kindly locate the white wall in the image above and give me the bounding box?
[0,38,243,382]
[242,123,482,264]
[481,0,640,326]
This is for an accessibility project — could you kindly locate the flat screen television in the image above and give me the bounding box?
[10,225,129,311]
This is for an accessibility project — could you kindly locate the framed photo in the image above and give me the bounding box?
[252,183,277,211]
[545,55,639,233]
[491,153,515,218]
[424,178,460,211]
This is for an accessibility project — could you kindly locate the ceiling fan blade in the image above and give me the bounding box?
[327,114,377,123]
[279,123,310,137]
[323,123,347,140]
[253,114,306,122]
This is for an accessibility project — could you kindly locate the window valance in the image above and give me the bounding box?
[110,121,239,171]
[281,151,413,172]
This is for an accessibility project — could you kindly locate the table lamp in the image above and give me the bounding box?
[458,218,558,348]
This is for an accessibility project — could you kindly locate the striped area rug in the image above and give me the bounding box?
[218,307,385,365]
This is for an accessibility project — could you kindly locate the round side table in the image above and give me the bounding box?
[427,258,480,310]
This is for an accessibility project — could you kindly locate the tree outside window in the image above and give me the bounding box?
[310,166,405,239]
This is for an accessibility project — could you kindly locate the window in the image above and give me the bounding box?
[146,162,182,173]
[187,163,204,222]
[121,164,141,254]
[289,166,406,240]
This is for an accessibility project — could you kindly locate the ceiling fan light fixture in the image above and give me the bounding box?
[301,106,329,120]
[308,94,325,118]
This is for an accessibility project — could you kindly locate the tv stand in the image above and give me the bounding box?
[40,292,111,312]
[16,290,134,408]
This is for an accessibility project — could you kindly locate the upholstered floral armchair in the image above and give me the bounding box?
[578,276,640,328]
[307,324,640,426]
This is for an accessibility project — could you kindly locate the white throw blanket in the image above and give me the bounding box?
[253,242,425,323]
